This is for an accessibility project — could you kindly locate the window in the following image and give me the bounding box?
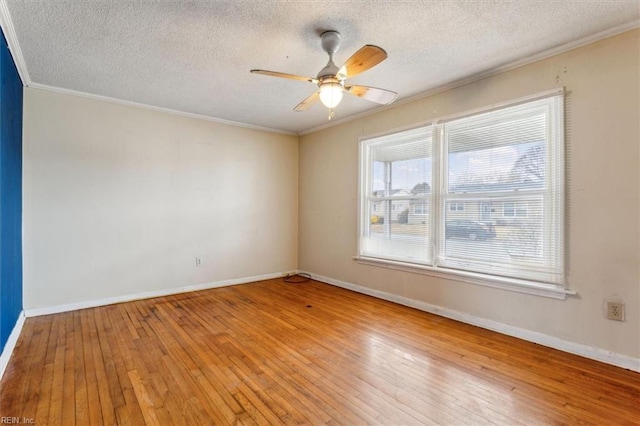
[414,203,428,214]
[359,92,565,291]
[503,202,527,218]
[449,202,464,211]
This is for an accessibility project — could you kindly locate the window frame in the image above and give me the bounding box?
[356,89,569,299]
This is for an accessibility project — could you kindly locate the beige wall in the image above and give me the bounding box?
[299,30,639,359]
[23,88,298,310]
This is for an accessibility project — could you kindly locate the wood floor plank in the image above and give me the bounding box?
[72,311,89,425]
[2,278,639,425]
[79,308,105,426]
[34,315,62,423]
[61,312,77,426]
[128,369,160,426]
[90,309,118,425]
[47,313,67,425]
[23,320,48,414]
[108,305,147,425]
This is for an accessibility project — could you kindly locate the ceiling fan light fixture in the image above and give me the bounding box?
[319,82,343,108]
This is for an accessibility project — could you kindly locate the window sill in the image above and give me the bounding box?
[353,255,576,300]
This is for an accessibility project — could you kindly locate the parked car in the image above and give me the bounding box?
[445,220,496,241]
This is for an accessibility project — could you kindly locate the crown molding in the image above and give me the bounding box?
[28,83,297,136]
[300,19,640,136]
[0,0,30,85]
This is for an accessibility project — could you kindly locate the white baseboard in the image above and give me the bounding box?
[0,310,26,381]
[300,270,640,373]
[18,269,640,373]
[25,271,295,318]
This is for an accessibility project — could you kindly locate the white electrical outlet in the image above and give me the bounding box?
[606,301,624,321]
[195,257,202,267]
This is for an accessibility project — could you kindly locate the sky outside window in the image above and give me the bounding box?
[372,141,544,193]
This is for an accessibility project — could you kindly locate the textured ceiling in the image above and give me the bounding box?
[3,1,639,134]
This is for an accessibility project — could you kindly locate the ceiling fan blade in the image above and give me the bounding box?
[345,85,398,105]
[294,91,320,111]
[251,69,318,84]
[337,45,387,79]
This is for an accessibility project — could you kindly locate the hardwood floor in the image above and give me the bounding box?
[1,278,639,425]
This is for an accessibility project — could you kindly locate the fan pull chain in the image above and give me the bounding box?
[328,108,335,120]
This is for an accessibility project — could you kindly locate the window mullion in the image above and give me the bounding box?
[432,123,444,267]
[383,161,391,238]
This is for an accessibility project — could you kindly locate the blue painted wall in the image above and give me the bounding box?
[0,30,23,353]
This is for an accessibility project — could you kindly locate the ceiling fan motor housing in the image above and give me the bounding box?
[320,31,341,55]
[317,31,343,81]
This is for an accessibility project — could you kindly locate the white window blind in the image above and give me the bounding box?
[359,93,565,289]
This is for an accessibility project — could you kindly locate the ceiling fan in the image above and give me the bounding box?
[251,31,397,118]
